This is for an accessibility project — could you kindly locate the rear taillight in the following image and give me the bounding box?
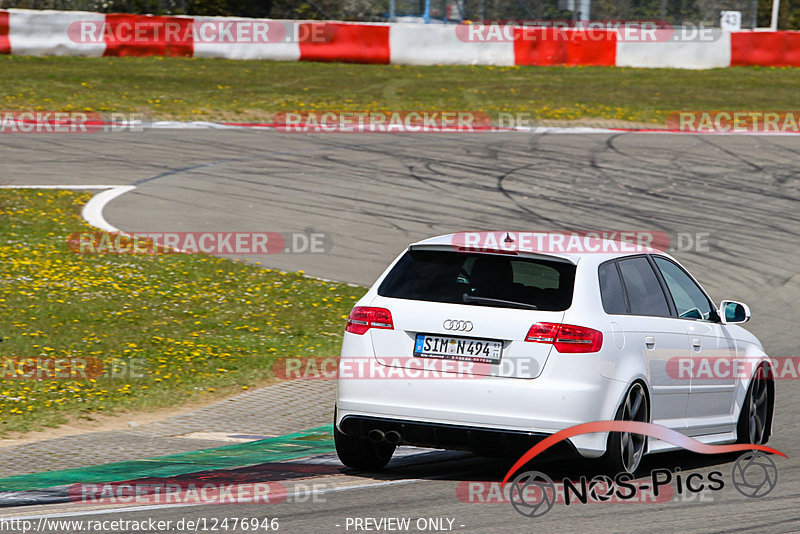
[345,306,394,335]
[524,322,559,343]
[525,322,603,353]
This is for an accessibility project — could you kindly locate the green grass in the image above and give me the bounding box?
[2,56,800,124]
[0,190,365,434]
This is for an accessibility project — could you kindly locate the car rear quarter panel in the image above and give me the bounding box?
[564,257,649,388]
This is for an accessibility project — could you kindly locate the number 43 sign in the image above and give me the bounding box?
[720,11,742,32]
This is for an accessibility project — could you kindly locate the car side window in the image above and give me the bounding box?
[653,257,715,321]
[617,257,671,317]
[598,262,627,314]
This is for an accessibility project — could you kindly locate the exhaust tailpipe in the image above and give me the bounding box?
[368,429,385,443]
[384,430,402,445]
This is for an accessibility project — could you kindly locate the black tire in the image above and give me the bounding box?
[334,418,395,471]
[601,382,649,475]
[737,364,773,445]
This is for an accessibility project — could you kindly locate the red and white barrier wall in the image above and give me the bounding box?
[4,9,104,56]
[1,8,799,68]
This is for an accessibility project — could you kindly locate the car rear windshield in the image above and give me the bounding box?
[377,249,575,311]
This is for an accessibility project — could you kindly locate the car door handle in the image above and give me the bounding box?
[644,336,656,349]
[692,338,702,349]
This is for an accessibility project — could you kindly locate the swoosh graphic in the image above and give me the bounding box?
[501,420,786,487]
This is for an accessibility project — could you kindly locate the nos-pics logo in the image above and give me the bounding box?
[502,421,783,518]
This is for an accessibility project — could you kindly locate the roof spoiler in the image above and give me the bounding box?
[408,243,577,265]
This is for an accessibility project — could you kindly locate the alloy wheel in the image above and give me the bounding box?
[748,366,769,444]
[619,383,648,473]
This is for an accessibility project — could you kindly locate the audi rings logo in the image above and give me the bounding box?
[443,319,473,332]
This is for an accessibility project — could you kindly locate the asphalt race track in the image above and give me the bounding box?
[1,130,799,532]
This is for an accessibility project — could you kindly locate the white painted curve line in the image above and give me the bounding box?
[81,186,136,233]
[0,184,136,233]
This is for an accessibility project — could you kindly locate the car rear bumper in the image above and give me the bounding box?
[338,415,579,458]
[336,362,628,458]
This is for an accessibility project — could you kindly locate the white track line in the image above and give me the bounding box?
[3,120,800,134]
[81,186,135,232]
[142,121,800,135]
[0,184,135,233]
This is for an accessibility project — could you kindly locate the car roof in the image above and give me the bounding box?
[409,232,676,266]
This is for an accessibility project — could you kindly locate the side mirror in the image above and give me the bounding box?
[720,300,750,324]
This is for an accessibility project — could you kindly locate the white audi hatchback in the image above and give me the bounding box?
[334,232,774,473]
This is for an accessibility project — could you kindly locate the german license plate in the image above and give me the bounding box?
[413,334,502,365]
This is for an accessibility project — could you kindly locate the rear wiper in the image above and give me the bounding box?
[462,293,538,310]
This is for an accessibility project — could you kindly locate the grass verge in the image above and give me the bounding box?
[2,56,800,125]
[0,189,364,435]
